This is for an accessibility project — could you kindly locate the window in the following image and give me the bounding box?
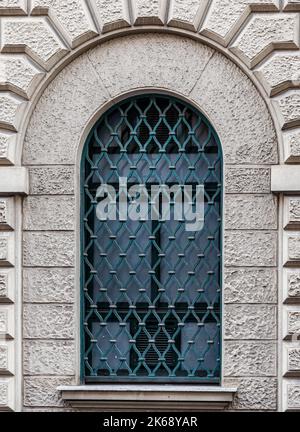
[81,94,222,384]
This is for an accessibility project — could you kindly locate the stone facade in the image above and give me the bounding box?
[0,0,299,412]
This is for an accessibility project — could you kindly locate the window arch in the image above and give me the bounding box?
[81,94,223,383]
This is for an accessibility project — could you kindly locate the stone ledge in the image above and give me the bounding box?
[0,167,28,196]
[271,166,300,193]
[58,385,237,412]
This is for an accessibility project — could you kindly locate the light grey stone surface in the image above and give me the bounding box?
[0,380,8,406]
[0,273,7,298]
[24,340,75,375]
[284,130,300,162]
[201,0,279,45]
[88,34,214,98]
[224,305,277,339]
[168,0,205,29]
[1,17,68,70]
[91,0,130,32]
[287,311,300,335]
[23,232,75,267]
[284,0,300,10]
[286,234,300,265]
[0,345,8,371]
[28,167,74,195]
[225,231,277,267]
[226,378,277,410]
[225,168,271,193]
[31,0,97,48]
[274,91,300,129]
[288,348,300,372]
[24,377,74,407]
[133,0,165,25]
[0,1,27,15]
[287,270,300,298]
[224,341,276,376]
[23,196,75,231]
[0,54,44,99]
[287,385,300,409]
[0,93,25,131]
[23,268,74,303]
[224,268,277,304]
[0,131,15,165]
[23,304,74,339]
[225,195,277,230]
[230,13,299,68]
[255,52,300,96]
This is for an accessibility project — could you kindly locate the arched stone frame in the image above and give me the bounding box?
[0,0,299,412]
[20,32,278,411]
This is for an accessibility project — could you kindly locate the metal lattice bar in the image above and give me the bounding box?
[81,94,222,383]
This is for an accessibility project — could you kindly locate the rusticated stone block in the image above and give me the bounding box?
[226,378,277,410]
[168,0,209,31]
[0,269,14,304]
[201,0,279,46]
[1,17,68,70]
[23,304,74,339]
[284,233,300,266]
[224,268,277,304]
[225,195,277,230]
[0,378,14,411]
[0,306,14,339]
[284,309,300,339]
[23,53,109,166]
[224,341,276,377]
[283,130,300,163]
[287,384,300,410]
[225,231,277,267]
[133,0,166,25]
[0,132,15,166]
[230,14,299,68]
[24,340,75,375]
[284,0,300,10]
[0,341,14,375]
[23,268,74,303]
[29,167,74,195]
[23,232,75,267]
[23,196,75,231]
[0,198,14,230]
[284,269,300,302]
[24,377,74,407]
[31,0,97,48]
[0,92,26,132]
[284,197,300,229]
[0,1,27,15]
[255,52,300,96]
[89,0,130,33]
[0,233,14,267]
[0,54,44,99]
[224,305,277,340]
[225,168,271,193]
[285,346,300,376]
[274,91,300,130]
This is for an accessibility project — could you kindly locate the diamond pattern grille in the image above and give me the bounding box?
[81,95,222,383]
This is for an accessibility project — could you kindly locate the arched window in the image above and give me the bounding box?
[81,94,222,384]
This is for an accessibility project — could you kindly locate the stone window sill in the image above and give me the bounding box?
[58,385,237,412]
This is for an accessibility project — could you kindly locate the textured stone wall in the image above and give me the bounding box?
[0,0,299,412]
[22,32,278,412]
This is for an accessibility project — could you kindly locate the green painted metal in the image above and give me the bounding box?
[81,94,223,384]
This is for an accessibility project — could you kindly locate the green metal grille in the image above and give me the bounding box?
[81,94,222,383]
